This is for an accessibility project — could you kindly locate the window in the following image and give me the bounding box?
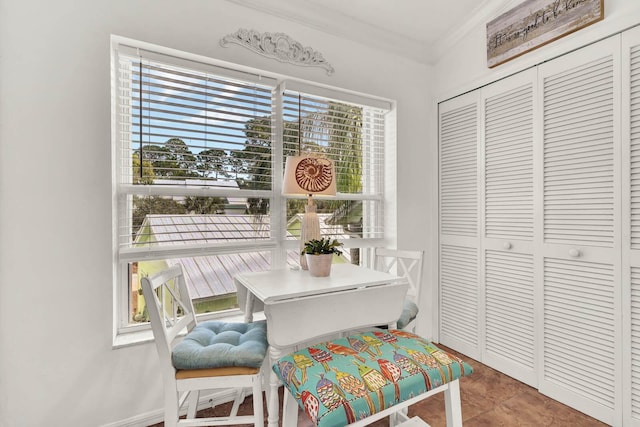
[112,37,392,332]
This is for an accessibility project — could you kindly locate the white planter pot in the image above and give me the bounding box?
[305,253,333,277]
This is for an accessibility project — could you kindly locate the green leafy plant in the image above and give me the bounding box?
[302,238,343,255]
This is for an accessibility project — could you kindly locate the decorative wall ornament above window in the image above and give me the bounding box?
[220,29,334,75]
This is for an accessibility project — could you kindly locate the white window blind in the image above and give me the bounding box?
[282,89,387,240]
[118,45,277,186]
[116,48,277,250]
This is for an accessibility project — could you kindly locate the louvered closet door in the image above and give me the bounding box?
[438,91,481,359]
[538,36,621,426]
[480,69,537,387]
[623,25,640,427]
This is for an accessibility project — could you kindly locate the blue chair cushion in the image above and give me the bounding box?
[172,320,267,370]
[273,329,473,427]
[397,299,419,330]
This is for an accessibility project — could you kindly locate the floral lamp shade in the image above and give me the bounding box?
[283,156,336,197]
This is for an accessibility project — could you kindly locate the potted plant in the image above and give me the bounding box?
[301,238,343,277]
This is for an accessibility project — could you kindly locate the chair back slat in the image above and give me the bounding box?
[374,248,424,301]
[140,264,197,366]
[166,314,195,344]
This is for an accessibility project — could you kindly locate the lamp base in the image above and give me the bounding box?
[299,202,321,270]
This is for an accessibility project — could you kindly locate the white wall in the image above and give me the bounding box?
[434,0,640,100]
[0,1,431,425]
[426,0,640,342]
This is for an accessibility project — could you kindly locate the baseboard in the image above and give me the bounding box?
[101,389,239,427]
[100,407,164,427]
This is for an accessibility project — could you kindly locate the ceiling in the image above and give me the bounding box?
[225,0,516,64]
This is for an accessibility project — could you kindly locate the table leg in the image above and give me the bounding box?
[244,291,254,323]
[267,345,283,427]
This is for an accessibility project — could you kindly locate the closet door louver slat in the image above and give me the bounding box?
[630,45,640,249]
[485,84,534,239]
[480,73,537,386]
[632,267,640,422]
[439,93,481,359]
[543,258,615,409]
[543,56,615,247]
[440,244,479,356]
[627,28,640,427]
[440,103,479,237]
[484,250,535,378]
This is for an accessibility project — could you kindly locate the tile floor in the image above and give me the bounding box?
[399,346,608,427]
[148,345,609,427]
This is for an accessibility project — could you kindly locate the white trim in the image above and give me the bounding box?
[224,0,427,64]
[113,36,277,87]
[100,389,239,427]
[112,35,394,109]
[117,240,279,262]
[118,184,272,199]
[285,80,393,111]
[271,83,286,269]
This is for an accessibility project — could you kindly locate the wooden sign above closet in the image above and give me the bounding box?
[486,0,604,68]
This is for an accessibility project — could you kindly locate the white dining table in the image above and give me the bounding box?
[234,263,408,427]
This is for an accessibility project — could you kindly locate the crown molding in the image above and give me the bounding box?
[225,0,516,66]
[429,0,520,64]
[224,0,429,64]
[220,29,335,75]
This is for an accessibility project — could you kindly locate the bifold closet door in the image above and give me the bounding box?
[538,36,621,426]
[623,25,640,427]
[438,91,481,360]
[480,68,537,387]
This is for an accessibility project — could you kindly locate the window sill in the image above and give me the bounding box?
[113,328,155,349]
[112,312,266,349]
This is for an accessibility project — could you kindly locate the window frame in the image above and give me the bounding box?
[111,35,393,339]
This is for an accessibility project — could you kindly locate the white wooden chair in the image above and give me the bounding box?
[141,264,267,427]
[374,248,424,331]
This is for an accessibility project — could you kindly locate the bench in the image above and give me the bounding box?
[273,328,473,427]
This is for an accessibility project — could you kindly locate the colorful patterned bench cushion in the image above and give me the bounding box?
[273,329,473,427]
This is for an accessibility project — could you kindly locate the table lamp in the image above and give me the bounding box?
[283,155,337,269]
